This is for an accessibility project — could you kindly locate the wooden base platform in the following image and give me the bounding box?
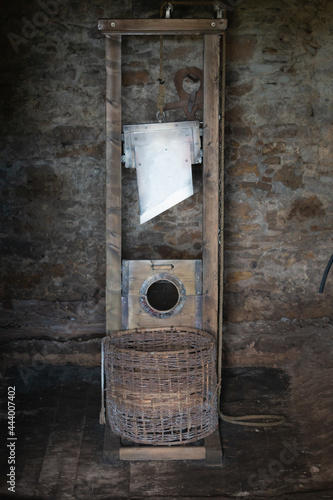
[103,424,222,466]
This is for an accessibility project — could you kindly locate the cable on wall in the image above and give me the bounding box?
[216,30,286,429]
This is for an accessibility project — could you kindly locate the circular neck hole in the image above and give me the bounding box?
[146,280,180,312]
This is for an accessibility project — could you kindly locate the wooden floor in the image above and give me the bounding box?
[0,364,332,500]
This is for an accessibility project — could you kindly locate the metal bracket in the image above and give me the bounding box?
[195,259,203,295]
[121,260,129,295]
[121,296,128,329]
[195,295,203,329]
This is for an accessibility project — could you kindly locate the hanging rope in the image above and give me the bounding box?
[156,35,165,122]
[217,31,226,423]
[99,337,106,425]
[216,33,286,429]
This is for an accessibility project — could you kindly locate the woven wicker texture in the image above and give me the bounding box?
[105,327,218,445]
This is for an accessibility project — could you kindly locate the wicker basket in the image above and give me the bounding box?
[104,327,218,445]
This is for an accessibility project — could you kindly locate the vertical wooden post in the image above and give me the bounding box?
[105,36,122,334]
[202,35,221,338]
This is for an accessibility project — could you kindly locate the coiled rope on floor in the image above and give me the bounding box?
[220,412,287,427]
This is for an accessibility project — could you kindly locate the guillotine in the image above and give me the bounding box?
[98,4,227,464]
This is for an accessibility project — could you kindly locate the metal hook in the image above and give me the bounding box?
[213,2,225,19]
[164,3,173,18]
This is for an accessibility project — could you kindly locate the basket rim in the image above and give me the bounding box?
[104,326,216,355]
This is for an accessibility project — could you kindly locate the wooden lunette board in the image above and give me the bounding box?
[121,259,202,329]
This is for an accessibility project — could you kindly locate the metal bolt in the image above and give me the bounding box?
[211,22,216,27]
[111,22,116,27]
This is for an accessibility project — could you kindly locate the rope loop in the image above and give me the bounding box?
[156,111,165,123]
[220,411,287,427]
[156,34,165,120]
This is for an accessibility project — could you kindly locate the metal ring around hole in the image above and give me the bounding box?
[139,273,186,319]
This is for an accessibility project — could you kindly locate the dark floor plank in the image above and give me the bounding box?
[15,409,57,496]
[129,462,225,497]
[54,415,86,498]
[0,364,331,499]
[34,427,67,498]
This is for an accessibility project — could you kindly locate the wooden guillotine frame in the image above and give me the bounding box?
[98,9,227,465]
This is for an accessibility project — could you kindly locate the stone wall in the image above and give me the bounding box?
[224,0,333,321]
[1,0,332,342]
